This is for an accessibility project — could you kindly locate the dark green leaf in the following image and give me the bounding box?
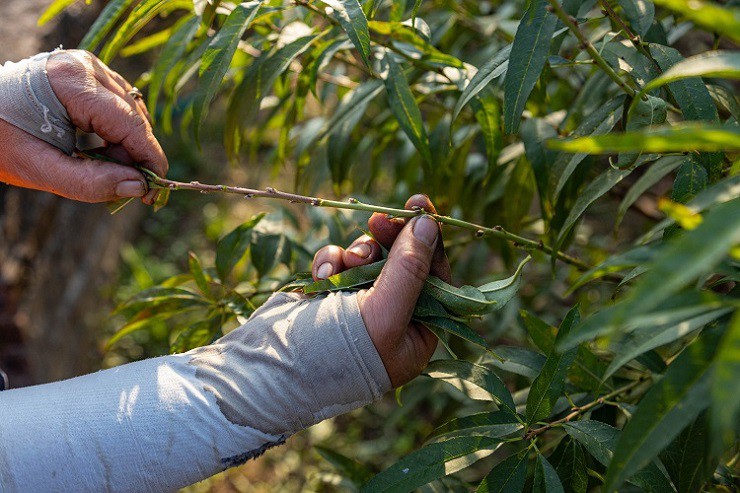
[550,438,588,493]
[618,0,654,36]
[503,0,557,134]
[193,1,262,138]
[533,452,565,493]
[316,445,374,485]
[712,312,740,447]
[526,307,580,424]
[489,346,546,379]
[188,251,210,295]
[215,213,265,281]
[475,452,527,493]
[415,315,488,349]
[453,45,512,121]
[321,0,372,67]
[361,436,502,493]
[660,413,716,493]
[423,359,516,413]
[671,156,708,204]
[427,411,522,443]
[250,233,290,277]
[170,312,224,353]
[471,93,504,183]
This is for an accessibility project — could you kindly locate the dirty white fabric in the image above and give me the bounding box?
[0,51,76,154]
[0,291,390,492]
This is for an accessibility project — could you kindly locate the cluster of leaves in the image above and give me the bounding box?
[43,0,740,490]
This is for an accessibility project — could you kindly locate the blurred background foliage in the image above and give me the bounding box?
[25,0,740,490]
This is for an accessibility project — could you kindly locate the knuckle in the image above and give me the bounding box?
[395,249,431,283]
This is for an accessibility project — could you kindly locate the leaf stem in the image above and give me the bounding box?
[141,170,592,270]
[547,0,637,98]
[524,378,645,439]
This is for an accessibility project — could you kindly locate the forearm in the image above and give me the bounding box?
[0,292,390,492]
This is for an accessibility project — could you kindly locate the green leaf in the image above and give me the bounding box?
[488,346,546,379]
[99,0,191,64]
[549,439,588,493]
[660,413,716,493]
[422,277,491,315]
[380,52,432,171]
[303,259,386,293]
[368,21,464,68]
[712,312,740,447]
[193,1,262,139]
[616,198,740,322]
[453,45,511,121]
[671,156,708,203]
[427,411,522,443]
[471,93,504,182]
[569,245,657,293]
[617,0,654,36]
[319,79,384,140]
[147,15,201,115]
[648,45,719,123]
[38,0,78,26]
[547,123,740,154]
[604,308,731,379]
[250,233,290,278]
[642,51,740,96]
[478,256,530,306]
[415,315,488,350]
[603,330,721,492]
[564,420,676,493]
[551,95,625,200]
[320,0,372,67]
[650,0,740,43]
[423,359,516,413]
[316,445,374,485]
[117,286,209,313]
[475,452,527,493]
[533,453,565,493]
[79,0,137,51]
[503,0,557,134]
[616,155,686,228]
[526,306,580,425]
[188,251,210,295]
[215,213,265,281]
[618,96,667,166]
[226,34,317,157]
[170,312,223,353]
[361,436,502,493]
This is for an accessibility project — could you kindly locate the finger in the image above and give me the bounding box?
[18,136,147,202]
[47,54,168,185]
[312,245,346,281]
[343,235,382,268]
[369,194,451,283]
[363,215,439,332]
[89,56,152,124]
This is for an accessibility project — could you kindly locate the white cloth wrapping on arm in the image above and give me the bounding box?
[0,51,76,154]
[0,291,391,492]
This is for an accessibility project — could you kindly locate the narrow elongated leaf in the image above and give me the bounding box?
[569,245,657,293]
[427,411,522,443]
[564,420,676,493]
[478,256,530,306]
[423,360,516,412]
[380,52,432,169]
[489,346,546,379]
[193,1,262,137]
[319,79,384,140]
[548,123,740,153]
[415,315,488,349]
[604,308,731,379]
[616,155,686,228]
[316,446,374,485]
[170,312,223,353]
[660,413,716,493]
[226,34,317,156]
[618,96,667,166]
[453,45,512,121]
[533,453,565,493]
[604,331,721,492]
[471,93,504,181]
[650,0,740,43]
[38,0,77,25]
[423,277,491,315]
[147,15,200,114]
[475,453,527,493]
[712,312,740,446]
[526,307,580,424]
[79,0,137,51]
[303,259,386,293]
[320,0,372,67]
[642,51,740,96]
[671,156,708,203]
[503,0,557,133]
[550,439,587,493]
[188,252,210,295]
[361,436,502,493]
[552,96,625,200]
[618,0,654,36]
[368,21,464,68]
[215,213,265,281]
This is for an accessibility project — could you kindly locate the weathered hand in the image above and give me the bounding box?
[312,195,451,387]
[0,50,167,203]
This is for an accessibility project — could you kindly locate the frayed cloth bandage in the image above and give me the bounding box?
[0,291,391,492]
[0,52,75,155]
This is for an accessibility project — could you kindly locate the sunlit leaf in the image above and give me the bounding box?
[424,359,516,412]
[475,452,527,493]
[215,213,265,281]
[79,0,137,51]
[427,411,522,443]
[320,0,372,67]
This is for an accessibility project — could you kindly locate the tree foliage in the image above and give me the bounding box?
[44,0,739,490]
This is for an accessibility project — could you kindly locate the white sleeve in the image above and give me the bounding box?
[0,291,391,493]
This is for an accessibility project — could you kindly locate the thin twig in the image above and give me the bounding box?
[141,169,592,270]
[524,379,644,439]
[547,0,637,98]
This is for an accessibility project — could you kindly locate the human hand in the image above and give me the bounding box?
[0,50,167,203]
[311,195,451,387]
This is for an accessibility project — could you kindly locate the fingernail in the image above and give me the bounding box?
[115,180,146,198]
[317,262,334,279]
[412,215,438,246]
[347,243,372,259]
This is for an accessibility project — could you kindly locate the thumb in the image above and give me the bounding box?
[37,144,148,203]
[363,215,439,332]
